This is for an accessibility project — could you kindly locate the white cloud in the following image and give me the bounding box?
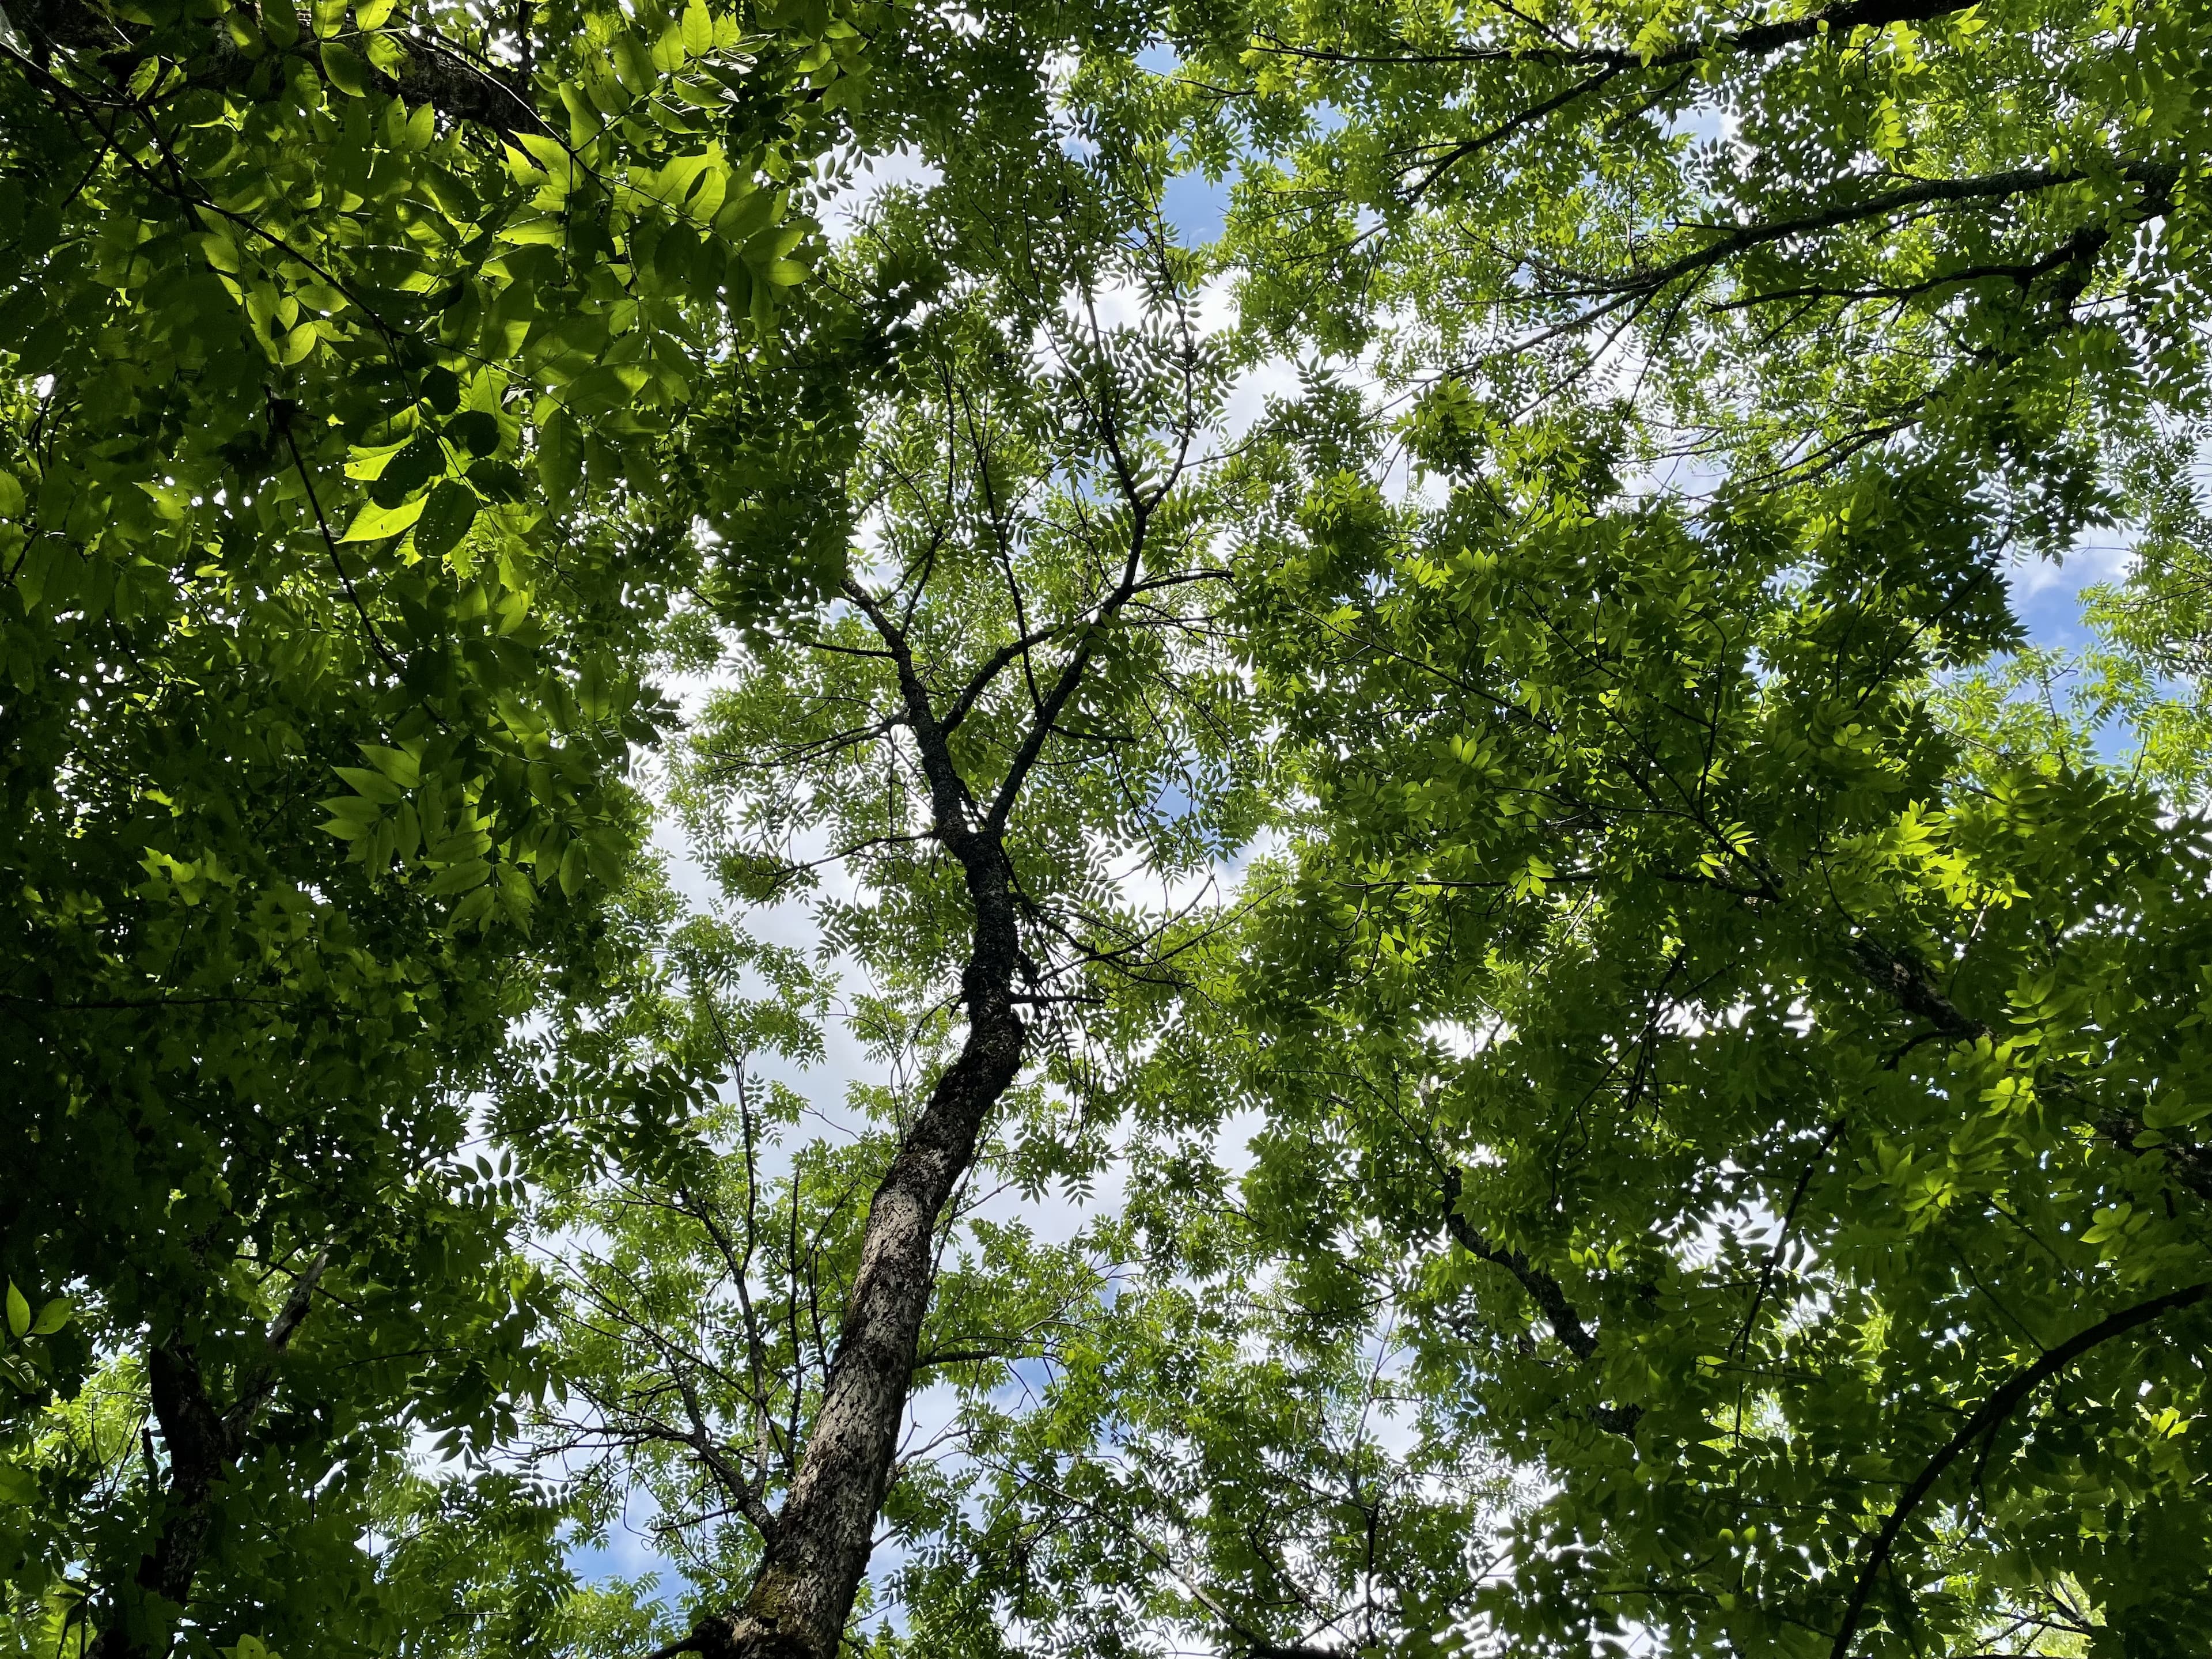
[819,145,947,241]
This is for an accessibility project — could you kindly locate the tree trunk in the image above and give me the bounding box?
[696,834,1025,1659]
[86,1256,325,1659]
[653,555,1139,1659]
[85,1346,229,1659]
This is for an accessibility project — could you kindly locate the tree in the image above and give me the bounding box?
[0,0,865,1647]
[1157,2,2212,1647]
[1224,403,2212,1654]
[13,0,2212,1653]
[499,141,1273,1659]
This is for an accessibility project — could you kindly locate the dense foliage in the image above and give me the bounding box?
[0,0,857,1647]
[6,0,2212,1656]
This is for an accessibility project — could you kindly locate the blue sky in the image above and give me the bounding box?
[1160,168,1231,246]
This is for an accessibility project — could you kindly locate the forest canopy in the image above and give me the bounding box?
[5,0,2212,1656]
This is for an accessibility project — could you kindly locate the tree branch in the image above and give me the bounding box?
[1442,1168,1641,1437]
[89,1252,332,1659]
[1253,0,1980,74]
[1562,162,2173,304]
[1829,1281,2212,1659]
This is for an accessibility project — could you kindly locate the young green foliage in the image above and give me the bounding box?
[1225,384,2212,1656]
[1184,0,2212,527]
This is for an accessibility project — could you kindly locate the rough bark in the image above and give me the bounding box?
[85,1253,325,1659]
[710,870,1026,1659]
[649,587,1030,1659]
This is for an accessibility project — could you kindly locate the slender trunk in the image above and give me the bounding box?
[656,536,1149,1658]
[658,581,1048,1659]
[701,836,1025,1659]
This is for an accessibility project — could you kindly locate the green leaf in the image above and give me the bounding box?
[359,743,422,789]
[320,39,372,96]
[613,31,655,92]
[449,884,498,929]
[563,364,648,417]
[501,217,570,247]
[512,134,574,181]
[447,410,501,456]
[319,794,385,826]
[422,366,463,414]
[335,766,408,805]
[277,321,320,365]
[370,437,446,507]
[5,1285,26,1340]
[467,459,528,502]
[536,405,582,504]
[2142,1091,2211,1129]
[340,494,428,541]
[412,480,480,559]
[680,1,713,57]
[29,1298,68,1336]
[429,857,491,895]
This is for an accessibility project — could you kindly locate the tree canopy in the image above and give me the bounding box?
[6,0,2212,1656]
